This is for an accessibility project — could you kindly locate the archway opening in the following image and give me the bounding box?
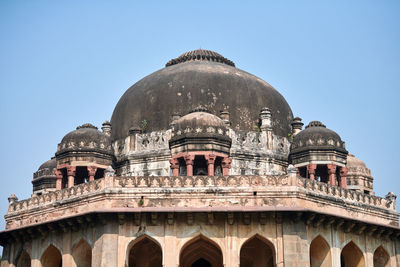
[373,246,390,267]
[191,258,212,267]
[72,239,92,267]
[128,236,162,267]
[180,235,223,267]
[41,245,62,267]
[310,235,331,267]
[240,235,275,267]
[340,241,364,267]
[16,250,31,267]
[194,155,207,175]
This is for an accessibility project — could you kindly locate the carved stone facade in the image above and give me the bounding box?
[1,49,399,266]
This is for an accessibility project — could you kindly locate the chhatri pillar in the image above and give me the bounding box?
[327,164,337,186]
[307,164,317,180]
[205,154,216,176]
[88,166,97,182]
[339,167,348,189]
[54,169,63,190]
[169,158,180,176]
[184,155,195,176]
[222,158,232,176]
[66,166,76,188]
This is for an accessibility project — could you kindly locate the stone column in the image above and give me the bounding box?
[169,158,180,176]
[66,166,76,188]
[339,167,348,188]
[88,166,97,182]
[54,169,63,190]
[327,164,337,186]
[205,154,216,176]
[222,158,232,176]
[184,155,195,176]
[307,163,317,180]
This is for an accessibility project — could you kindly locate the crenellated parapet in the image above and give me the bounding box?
[5,174,398,230]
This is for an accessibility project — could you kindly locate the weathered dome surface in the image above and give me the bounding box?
[111,50,293,141]
[173,108,227,132]
[291,121,346,152]
[346,154,372,177]
[38,158,56,171]
[56,123,112,155]
[33,158,56,179]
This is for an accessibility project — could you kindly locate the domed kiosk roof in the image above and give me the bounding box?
[291,121,347,152]
[173,107,227,132]
[56,123,112,155]
[38,158,56,171]
[110,49,293,140]
[33,158,56,180]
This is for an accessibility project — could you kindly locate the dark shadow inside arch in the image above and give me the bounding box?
[240,235,275,267]
[340,241,364,267]
[41,245,62,267]
[310,235,331,267]
[128,236,162,267]
[373,246,390,267]
[16,250,31,267]
[191,258,212,267]
[72,239,92,267]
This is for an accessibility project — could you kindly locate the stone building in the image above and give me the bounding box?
[0,49,399,267]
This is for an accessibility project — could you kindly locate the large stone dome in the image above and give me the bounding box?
[110,49,293,140]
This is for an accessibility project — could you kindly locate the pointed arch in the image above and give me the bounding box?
[127,235,162,267]
[179,234,223,267]
[41,245,62,267]
[16,250,31,267]
[340,241,364,267]
[240,234,275,267]
[309,235,331,267]
[72,239,92,267]
[373,246,390,267]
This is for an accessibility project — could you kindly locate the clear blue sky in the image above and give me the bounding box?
[1,0,399,253]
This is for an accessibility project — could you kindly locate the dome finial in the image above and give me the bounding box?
[166,49,235,67]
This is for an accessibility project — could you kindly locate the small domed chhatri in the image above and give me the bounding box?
[289,121,348,188]
[57,123,112,154]
[32,158,57,195]
[1,49,399,267]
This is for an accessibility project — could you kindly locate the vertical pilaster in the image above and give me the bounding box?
[275,213,285,267]
[224,216,238,267]
[164,217,178,267]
